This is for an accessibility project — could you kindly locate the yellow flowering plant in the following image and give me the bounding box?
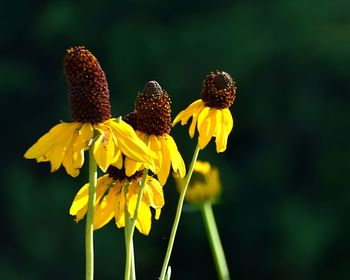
[24,46,155,280]
[24,45,235,280]
[159,70,236,280]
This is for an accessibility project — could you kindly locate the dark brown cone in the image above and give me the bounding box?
[107,165,143,181]
[64,46,111,123]
[135,81,171,136]
[201,70,236,109]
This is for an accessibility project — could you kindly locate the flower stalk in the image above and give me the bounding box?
[86,142,97,280]
[124,168,149,280]
[201,202,230,280]
[159,144,201,280]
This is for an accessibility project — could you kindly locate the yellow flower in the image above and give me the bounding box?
[123,81,186,186]
[173,70,236,153]
[24,46,153,177]
[69,166,164,235]
[174,161,221,204]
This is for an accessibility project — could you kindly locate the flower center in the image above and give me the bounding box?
[135,81,172,136]
[107,165,143,181]
[64,46,111,124]
[201,70,236,109]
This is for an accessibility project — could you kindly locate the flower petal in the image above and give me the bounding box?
[173,99,204,126]
[197,107,212,149]
[215,109,233,153]
[94,186,118,229]
[48,123,79,172]
[69,175,111,222]
[93,124,115,172]
[24,122,71,159]
[165,135,186,178]
[144,176,165,208]
[114,182,126,228]
[107,120,154,166]
[72,123,93,169]
[124,158,142,177]
[157,136,171,185]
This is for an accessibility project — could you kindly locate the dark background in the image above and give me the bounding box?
[1,0,349,279]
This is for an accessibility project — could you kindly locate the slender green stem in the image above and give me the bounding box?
[86,144,97,280]
[159,144,201,280]
[201,203,230,280]
[124,168,149,280]
[124,182,132,280]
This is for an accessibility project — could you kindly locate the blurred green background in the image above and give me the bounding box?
[1,0,349,279]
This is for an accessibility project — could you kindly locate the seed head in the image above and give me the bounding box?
[201,70,236,109]
[135,81,172,136]
[64,46,111,123]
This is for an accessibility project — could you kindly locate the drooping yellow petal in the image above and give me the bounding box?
[62,132,80,177]
[222,108,234,135]
[25,122,72,159]
[72,123,93,169]
[48,123,79,172]
[155,209,161,220]
[197,107,212,149]
[149,134,162,173]
[93,125,115,172]
[94,186,118,229]
[157,136,171,185]
[107,119,154,166]
[114,181,126,228]
[127,195,152,235]
[111,148,123,169]
[165,135,186,178]
[143,177,164,208]
[215,109,233,153]
[173,99,204,126]
[189,113,199,138]
[69,175,111,222]
[124,158,142,177]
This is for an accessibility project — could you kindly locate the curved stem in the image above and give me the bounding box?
[124,168,149,280]
[201,203,230,280]
[159,144,201,280]
[86,144,97,280]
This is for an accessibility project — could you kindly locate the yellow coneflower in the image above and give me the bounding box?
[24,46,153,176]
[174,161,221,205]
[69,165,164,235]
[123,81,186,186]
[173,70,236,152]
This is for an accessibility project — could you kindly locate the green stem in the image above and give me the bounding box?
[124,168,149,280]
[86,144,97,280]
[124,182,132,280]
[159,144,201,280]
[201,203,230,280]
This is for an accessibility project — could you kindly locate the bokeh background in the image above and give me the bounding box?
[1,0,349,279]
